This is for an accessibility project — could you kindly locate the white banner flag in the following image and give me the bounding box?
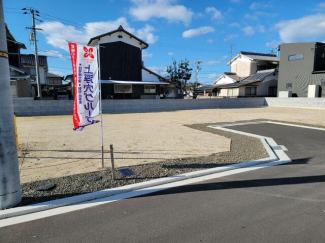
[69,43,100,131]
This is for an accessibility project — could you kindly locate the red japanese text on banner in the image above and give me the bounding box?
[68,43,99,131]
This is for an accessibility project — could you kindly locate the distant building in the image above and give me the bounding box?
[278,42,325,97]
[197,51,279,98]
[6,24,32,98]
[46,72,63,85]
[88,25,169,99]
[21,54,49,85]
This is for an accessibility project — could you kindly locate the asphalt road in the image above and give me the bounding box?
[1,123,325,243]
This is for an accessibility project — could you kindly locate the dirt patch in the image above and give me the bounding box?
[19,122,268,206]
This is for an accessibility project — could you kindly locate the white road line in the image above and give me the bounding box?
[0,121,296,227]
[0,159,291,228]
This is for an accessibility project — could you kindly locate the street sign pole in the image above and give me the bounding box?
[0,0,22,209]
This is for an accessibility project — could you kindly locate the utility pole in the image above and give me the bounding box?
[0,0,22,209]
[228,42,235,72]
[194,60,202,89]
[24,8,42,99]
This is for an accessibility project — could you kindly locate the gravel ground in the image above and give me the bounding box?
[19,121,268,206]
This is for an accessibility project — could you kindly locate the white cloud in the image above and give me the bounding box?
[250,2,272,10]
[224,34,238,42]
[168,52,175,56]
[202,60,221,65]
[143,50,153,58]
[228,22,241,28]
[257,24,266,33]
[205,7,223,20]
[244,13,258,21]
[39,50,68,60]
[319,2,325,8]
[48,69,64,77]
[275,14,325,42]
[266,40,280,48]
[129,0,194,26]
[37,17,158,51]
[207,38,214,43]
[207,73,221,79]
[242,26,255,36]
[147,66,168,76]
[136,24,159,44]
[182,26,215,38]
[255,11,278,18]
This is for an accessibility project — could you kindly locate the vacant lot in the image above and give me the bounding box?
[17,107,325,183]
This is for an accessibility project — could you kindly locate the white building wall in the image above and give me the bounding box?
[142,69,160,82]
[214,75,236,85]
[97,32,144,49]
[230,56,254,78]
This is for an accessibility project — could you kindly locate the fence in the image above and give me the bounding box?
[13,97,325,116]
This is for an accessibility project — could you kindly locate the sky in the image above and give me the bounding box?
[4,0,325,84]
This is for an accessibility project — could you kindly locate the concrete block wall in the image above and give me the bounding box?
[13,98,265,116]
[13,98,325,117]
[265,98,325,109]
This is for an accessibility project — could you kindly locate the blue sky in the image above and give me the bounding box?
[4,0,325,84]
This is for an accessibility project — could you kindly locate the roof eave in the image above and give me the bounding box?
[88,28,149,49]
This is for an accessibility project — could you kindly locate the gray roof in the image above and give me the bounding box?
[196,84,218,91]
[215,69,276,89]
[228,51,280,65]
[47,72,63,79]
[224,72,241,81]
[88,25,148,48]
[21,54,48,66]
[239,51,279,62]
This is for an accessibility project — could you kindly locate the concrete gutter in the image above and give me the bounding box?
[0,121,290,220]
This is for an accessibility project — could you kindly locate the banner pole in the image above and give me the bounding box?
[98,45,104,169]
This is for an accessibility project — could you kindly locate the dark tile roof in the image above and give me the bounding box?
[239,51,279,62]
[215,69,276,89]
[6,24,26,49]
[21,54,48,66]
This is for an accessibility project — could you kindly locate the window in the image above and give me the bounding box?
[144,85,156,94]
[245,87,257,96]
[227,88,239,97]
[114,84,132,93]
[286,83,292,89]
[288,54,304,61]
[314,44,325,72]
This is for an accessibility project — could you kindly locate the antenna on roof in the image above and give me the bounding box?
[228,42,235,71]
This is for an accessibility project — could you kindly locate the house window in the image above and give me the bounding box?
[314,44,325,72]
[286,83,292,89]
[245,87,257,96]
[144,85,156,94]
[227,88,239,97]
[288,54,304,61]
[114,84,132,93]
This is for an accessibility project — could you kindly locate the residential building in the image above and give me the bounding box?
[6,24,32,98]
[21,54,48,85]
[46,72,63,85]
[278,42,325,97]
[197,51,279,97]
[88,25,169,99]
[214,69,278,97]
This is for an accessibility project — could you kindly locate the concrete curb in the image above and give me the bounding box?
[0,121,287,220]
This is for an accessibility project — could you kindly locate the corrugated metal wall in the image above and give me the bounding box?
[278,43,325,97]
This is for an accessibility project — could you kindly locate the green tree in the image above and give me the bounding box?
[166,59,193,98]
